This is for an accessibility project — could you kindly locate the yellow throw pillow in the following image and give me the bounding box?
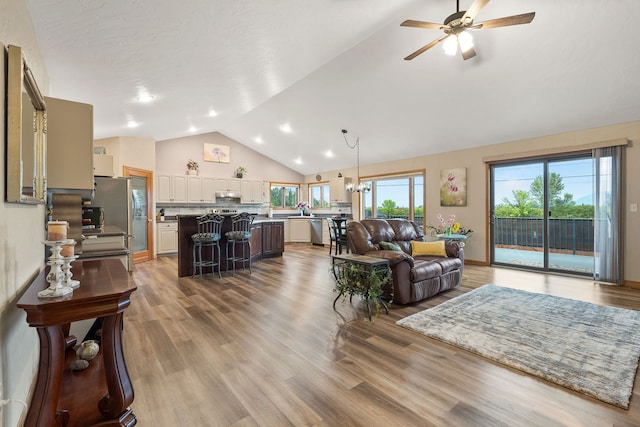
[411,240,448,257]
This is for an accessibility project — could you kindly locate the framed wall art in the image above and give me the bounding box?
[440,167,467,206]
[203,143,230,163]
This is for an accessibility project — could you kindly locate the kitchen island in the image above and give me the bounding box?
[177,215,284,277]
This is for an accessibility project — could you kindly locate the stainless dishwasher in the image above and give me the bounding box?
[310,218,323,245]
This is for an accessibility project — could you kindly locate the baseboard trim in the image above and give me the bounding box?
[465,259,490,266]
[624,280,640,289]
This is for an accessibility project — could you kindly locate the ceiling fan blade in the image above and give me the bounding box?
[462,0,490,22]
[404,35,448,61]
[475,12,535,29]
[461,46,477,61]
[400,19,446,30]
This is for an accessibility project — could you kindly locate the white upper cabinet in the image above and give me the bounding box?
[157,174,187,203]
[329,177,352,204]
[187,176,216,203]
[241,180,264,203]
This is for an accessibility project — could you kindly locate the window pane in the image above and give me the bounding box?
[270,186,282,207]
[310,186,321,207]
[377,178,409,219]
[322,184,330,207]
[284,186,298,208]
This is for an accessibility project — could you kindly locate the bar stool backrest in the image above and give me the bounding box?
[227,212,253,240]
[195,213,224,240]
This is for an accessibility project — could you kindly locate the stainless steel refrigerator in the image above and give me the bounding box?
[92,176,134,271]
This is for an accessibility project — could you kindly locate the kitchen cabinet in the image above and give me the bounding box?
[93,154,114,177]
[250,223,263,259]
[157,221,178,254]
[323,218,331,245]
[241,180,263,203]
[157,174,187,203]
[289,217,311,243]
[187,176,216,203]
[46,96,94,191]
[262,221,285,256]
[214,178,241,194]
[330,177,353,204]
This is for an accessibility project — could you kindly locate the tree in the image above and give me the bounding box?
[378,200,397,218]
[494,190,542,218]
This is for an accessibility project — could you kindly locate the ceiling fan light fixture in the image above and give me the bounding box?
[458,30,474,53]
[442,35,458,55]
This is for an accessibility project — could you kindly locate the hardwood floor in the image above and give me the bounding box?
[124,245,640,426]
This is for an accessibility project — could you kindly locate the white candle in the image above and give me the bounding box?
[48,221,68,241]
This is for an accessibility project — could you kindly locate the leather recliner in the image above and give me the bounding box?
[347,219,464,304]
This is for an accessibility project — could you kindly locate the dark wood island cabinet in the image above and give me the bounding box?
[17,259,137,427]
[177,216,284,277]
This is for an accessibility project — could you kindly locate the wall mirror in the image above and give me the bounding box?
[6,44,47,204]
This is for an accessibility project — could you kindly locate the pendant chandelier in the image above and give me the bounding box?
[341,129,371,193]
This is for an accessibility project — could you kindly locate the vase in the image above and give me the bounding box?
[446,227,451,236]
[188,169,198,176]
[300,210,304,216]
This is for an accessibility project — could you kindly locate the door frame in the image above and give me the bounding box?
[123,166,154,263]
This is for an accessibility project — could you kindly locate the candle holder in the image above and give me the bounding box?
[38,239,75,298]
[62,255,80,289]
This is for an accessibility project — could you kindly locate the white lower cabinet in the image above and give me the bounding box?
[157,222,178,254]
[289,218,311,243]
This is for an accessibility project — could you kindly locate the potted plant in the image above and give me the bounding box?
[187,159,199,175]
[332,263,392,321]
[235,166,247,178]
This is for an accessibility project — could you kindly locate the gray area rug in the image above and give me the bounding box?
[396,285,640,408]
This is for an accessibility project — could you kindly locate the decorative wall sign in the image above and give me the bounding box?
[203,143,230,163]
[440,167,467,206]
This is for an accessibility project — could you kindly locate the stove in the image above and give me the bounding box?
[212,208,238,215]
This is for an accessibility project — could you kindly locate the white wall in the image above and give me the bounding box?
[0,1,49,425]
[156,131,303,183]
[307,121,640,284]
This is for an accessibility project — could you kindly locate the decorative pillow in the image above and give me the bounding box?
[411,240,448,257]
[380,241,402,251]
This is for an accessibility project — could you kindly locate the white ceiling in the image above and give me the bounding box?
[26,0,640,175]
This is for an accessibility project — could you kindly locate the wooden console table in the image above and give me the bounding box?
[17,259,137,427]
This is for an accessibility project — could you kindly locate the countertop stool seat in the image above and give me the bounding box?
[192,213,224,280]
[226,212,254,276]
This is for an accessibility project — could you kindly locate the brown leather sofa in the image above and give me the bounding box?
[347,219,464,304]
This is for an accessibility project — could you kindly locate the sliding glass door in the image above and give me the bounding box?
[491,156,594,275]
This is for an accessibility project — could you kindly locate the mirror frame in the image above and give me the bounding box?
[6,44,47,204]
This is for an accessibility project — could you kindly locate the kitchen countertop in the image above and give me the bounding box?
[83,225,126,237]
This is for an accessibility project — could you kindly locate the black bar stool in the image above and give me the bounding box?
[192,213,224,280]
[329,218,349,255]
[225,212,254,276]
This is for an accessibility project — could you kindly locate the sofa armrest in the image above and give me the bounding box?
[364,250,414,268]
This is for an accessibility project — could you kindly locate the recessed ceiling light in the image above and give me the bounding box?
[127,120,139,128]
[255,136,263,144]
[294,157,303,165]
[136,94,154,103]
[280,123,293,134]
[188,126,197,133]
[209,109,218,117]
[325,150,334,158]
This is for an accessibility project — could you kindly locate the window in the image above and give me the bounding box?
[270,184,299,208]
[362,172,424,225]
[309,183,330,208]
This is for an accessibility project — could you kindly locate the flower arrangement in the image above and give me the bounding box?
[296,201,310,210]
[426,213,473,236]
[187,159,199,171]
[235,166,247,178]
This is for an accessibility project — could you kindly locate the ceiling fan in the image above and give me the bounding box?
[401,0,535,61]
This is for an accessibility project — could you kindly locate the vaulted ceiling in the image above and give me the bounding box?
[26,1,640,175]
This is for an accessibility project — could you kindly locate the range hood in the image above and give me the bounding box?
[215,191,242,203]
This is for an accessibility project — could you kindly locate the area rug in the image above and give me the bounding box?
[396,284,640,408]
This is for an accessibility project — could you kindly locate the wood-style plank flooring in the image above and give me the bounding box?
[124,245,640,426]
